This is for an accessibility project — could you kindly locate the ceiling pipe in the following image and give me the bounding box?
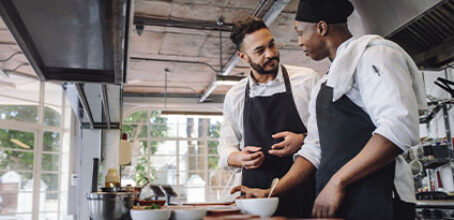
[198,0,291,102]
[0,51,22,62]
[130,56,221,73]
[101,84,111,129]
[134,15,234,32]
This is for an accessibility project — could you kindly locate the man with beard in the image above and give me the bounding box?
[232,0,426,219]
[218,15,319,218]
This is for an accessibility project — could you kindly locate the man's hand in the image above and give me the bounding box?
[312,176,345,218]
[230,185,270,198]
[269,131,305,157]
[228,146,265,169]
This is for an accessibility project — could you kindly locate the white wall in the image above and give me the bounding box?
[76,129,102,220]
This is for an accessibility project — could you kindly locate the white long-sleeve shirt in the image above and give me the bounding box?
[218,64,320,169]
[295,37,419,203]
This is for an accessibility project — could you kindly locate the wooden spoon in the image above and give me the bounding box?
[268,178,279,198]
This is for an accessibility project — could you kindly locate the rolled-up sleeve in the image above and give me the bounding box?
[218,91,242,169]
[356,46,420,152]
[294,80,322,168]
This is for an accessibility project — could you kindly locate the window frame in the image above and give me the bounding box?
[0,81,68,220]
[123,109,226,202]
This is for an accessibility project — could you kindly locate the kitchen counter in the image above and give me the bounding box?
[266,218,342,220]
[205,217,342,220]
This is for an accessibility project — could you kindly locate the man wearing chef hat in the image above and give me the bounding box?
[218,15,320,217]
[232,0,426,219]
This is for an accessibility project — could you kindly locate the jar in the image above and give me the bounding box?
[105,168,121,188]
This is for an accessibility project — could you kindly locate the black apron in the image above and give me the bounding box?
[242,66,315,218]
[315,83,396,220]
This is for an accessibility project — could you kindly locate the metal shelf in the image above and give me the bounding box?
[421,158,451,169]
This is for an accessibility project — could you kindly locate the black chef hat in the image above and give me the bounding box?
[295,0,354,24]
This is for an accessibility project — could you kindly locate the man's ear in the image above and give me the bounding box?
[237,51,249,63]
[316,20,328,36]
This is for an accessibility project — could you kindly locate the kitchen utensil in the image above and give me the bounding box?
[235,197,278,217]
[268,178,279,198]
[235,199,244,211]
[92,158,99,192]
[409,160,423,176]
[124,184,142,204]
[128,177,150,203]
[434,77,454,97]
[170,207,207,220]
[130,208,171,220]
[100,187,122,192]
[87,191,137,220]
[161,185,178,205]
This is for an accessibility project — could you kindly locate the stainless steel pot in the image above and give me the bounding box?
[87,192,137,220]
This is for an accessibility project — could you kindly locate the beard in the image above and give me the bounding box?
[248,55,280,75]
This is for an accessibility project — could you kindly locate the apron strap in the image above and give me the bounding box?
[245,65,292,101]
[245,78,251,102]
[281,65,292,94]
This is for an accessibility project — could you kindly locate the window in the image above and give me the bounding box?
[121,110,234,202]
[0,77,72,220]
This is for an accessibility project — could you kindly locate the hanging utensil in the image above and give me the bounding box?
[91,158,99,192]
[434,77,454,97]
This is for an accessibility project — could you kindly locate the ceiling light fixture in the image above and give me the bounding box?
[136,22,144,36]
[215,75,245,86]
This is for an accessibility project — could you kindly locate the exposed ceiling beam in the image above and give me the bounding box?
[134,14,234,32]
[198,0,291,102]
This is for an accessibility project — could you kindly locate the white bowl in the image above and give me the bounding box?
[235,197,279,217]
[130,208,171,220]
[235,199,244,211]
[170,207,207,220]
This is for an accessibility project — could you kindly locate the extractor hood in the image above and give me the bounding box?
[0,0,131,129]
[352,0,454,69]
[0,0,130,84]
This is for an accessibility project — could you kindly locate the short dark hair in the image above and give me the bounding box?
[229,15,268,50]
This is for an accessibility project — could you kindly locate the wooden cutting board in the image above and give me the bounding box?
[203,214,260,220]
